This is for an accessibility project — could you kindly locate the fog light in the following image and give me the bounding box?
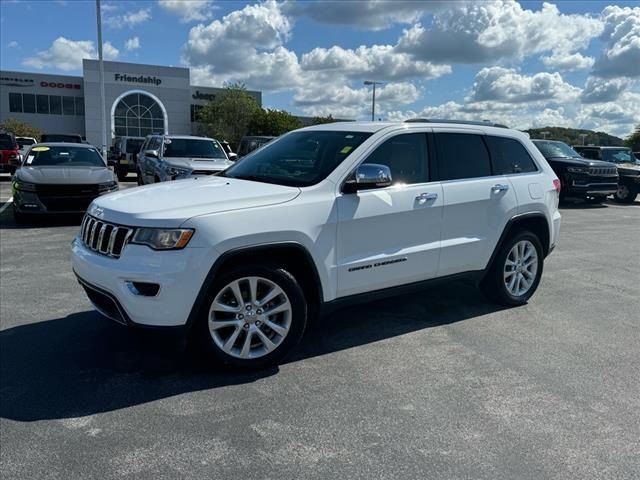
[125,281,160,297]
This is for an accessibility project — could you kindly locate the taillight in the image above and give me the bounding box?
[553,178,561,194]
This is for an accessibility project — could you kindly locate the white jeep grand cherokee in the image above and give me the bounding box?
[72,121,562,369]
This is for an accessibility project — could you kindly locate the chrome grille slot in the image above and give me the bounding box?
[589,167,617,176]
[79,214,133,258]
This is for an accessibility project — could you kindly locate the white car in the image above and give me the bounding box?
[72,120,562,369]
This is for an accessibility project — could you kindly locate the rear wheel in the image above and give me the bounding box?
[481,231,544,306]
[614,182,638,204]
[195,265,307,369]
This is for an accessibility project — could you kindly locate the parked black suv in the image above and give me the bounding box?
[573,146,640,203]
[532,140,618,203]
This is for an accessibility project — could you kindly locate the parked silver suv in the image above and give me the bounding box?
[136,135,233,185]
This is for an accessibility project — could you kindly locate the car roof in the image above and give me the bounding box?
[573,145,629,149]
[30,142,97,148]
[162,135,215,141]
[299,121,526,138]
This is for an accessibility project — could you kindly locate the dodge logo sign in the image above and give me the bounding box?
[40,81,81,90]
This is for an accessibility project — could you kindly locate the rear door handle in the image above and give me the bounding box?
[492,183,509,192]
[416,192,438,204]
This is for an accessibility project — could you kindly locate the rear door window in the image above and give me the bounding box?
[486,136,538,174]
[434,133,492,181]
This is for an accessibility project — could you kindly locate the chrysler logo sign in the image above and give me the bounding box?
[114,73,162,86]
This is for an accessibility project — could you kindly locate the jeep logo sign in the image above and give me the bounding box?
[40,81,81,89]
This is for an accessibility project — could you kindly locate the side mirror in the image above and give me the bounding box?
[228,152,238,161]
[144,149,159,159]
[343,163,392,194]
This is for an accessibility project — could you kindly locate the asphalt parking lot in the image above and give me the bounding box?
[1,173,639,479]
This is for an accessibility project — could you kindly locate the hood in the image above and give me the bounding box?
[89,176,301,227]
[546,156,612,168]
[165,157,233,172]
[17,166,115,184]
[616,163,640,175]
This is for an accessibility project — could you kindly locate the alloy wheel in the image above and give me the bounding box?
[208,276,292,359]
[503,240,538,297]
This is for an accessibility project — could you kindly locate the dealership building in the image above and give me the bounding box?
[0,60,262,148]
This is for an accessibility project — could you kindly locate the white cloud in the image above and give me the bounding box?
[541,52,594,72]
[23,37,119,71]
[104,8,151,29]
[593,6,640,78]
[125,36,141,51]
[301,45,451,81]
[286,0,455,30]
[293,82,420,119]
[466,67,580,104]
[7,41,18,48]
[581,77,630,104]
[158,0,215,23]
[397,1,602,65]
[183,0,297,90]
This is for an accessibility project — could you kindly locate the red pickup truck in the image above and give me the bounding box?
[0,133,21,175]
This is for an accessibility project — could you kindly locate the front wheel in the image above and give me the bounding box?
[481,231,544,306]
[613,182,638,204]
[196,265,307,369]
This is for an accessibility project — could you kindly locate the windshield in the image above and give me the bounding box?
[40,134,82,143]
[126,139,144,153]
[163,138,227,159]
[17,138,35,148]
[602,149,639,164]
[24,146,105,167]
[222,130,372,187]
[0,135,17,149]
[533,141,580,159]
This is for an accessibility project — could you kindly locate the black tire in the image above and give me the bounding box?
[194,265,307,370]
[481,230,544,306]
[117,169,128,182]
[613,182,638,204]
[136,168,144,186]
[13,207,27,225]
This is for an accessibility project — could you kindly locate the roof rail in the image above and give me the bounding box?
[404,118,509,128]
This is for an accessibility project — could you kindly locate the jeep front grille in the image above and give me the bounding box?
[589,167,617,176]
[80,215,133,258]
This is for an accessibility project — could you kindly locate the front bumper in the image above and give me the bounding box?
[566,181,618,197]
[14,189,115,214]
[71,236,216,327]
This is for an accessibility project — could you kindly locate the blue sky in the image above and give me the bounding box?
[1,0,639,136]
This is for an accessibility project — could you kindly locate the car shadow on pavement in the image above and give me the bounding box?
[0,280,504,422]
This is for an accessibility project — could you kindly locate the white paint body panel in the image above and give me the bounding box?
[71,121,561,327]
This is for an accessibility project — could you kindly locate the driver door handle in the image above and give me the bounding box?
[492,183,509,192]
[416,192,438,204]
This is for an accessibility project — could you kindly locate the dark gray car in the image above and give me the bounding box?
[13,143,118,222]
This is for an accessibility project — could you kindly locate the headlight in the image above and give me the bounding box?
[98,181,118,193]
[566,167,588,173]
[164,165,191,177]
[13,178,37,192]
[131,228,194,250]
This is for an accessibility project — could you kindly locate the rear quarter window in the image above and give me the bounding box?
[486,136,538,174]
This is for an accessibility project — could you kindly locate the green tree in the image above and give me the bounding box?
[248,109,302,136]
[625,124,640,152]
[198,83,260,147]
[0,118,41,140]
[311,114,335,125]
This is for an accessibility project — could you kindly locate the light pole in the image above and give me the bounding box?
[364,80,383,121]
[96,0,107,158]
[579,133,588,145]
[541,131,550,140]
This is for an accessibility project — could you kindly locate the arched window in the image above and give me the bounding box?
[113,92,165,137]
